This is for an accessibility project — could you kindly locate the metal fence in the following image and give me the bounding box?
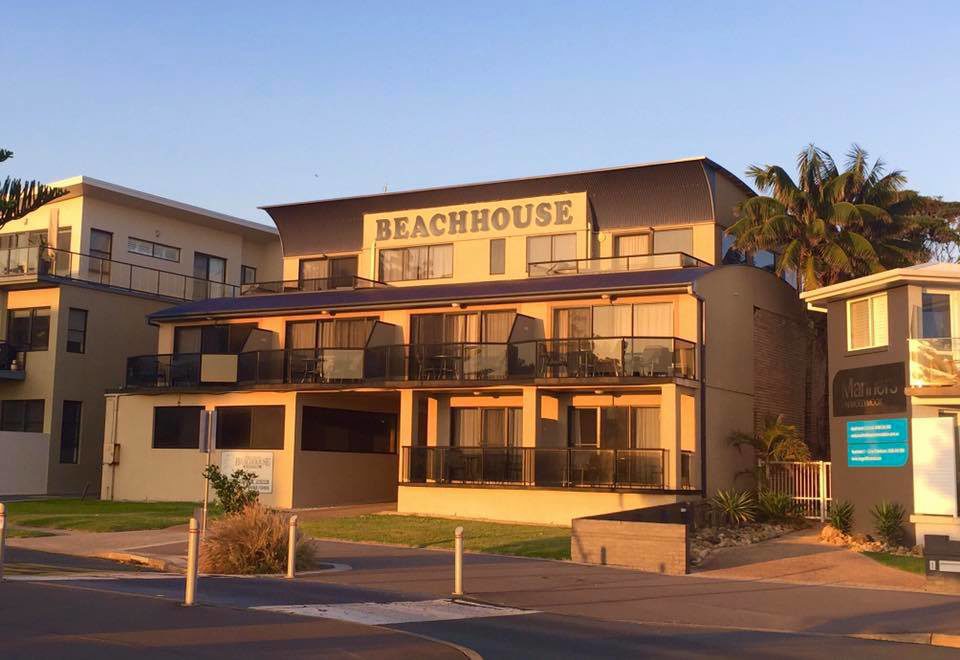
[764,460,832,520]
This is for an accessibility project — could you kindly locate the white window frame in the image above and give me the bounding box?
[846,292,888,351]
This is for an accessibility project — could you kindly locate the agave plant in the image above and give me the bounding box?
[870,501,906,546]
[709,489,757,527]
[827,500,855,535]
[757,490,801,523]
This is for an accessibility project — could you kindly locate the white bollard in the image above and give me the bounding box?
[453,526,464,598]
[184,517,199,606]
[0,502,6,583]
[286,515,298,579]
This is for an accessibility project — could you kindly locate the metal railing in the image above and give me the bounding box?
[764,460,832,521]
[125,336,697,389]
[240,276,388,296]
[402,446,667,489]
[909,337,960,387]
[0,245,239,302]
[527,252,708,277]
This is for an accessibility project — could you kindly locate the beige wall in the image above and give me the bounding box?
[0,431,50,495]
[398,485,692,526]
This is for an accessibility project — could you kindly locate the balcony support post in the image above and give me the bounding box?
[521,386,540,484]
[398,390,417,484]
[660,384,682,490]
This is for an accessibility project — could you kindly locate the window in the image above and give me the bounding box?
[128,237,180,262]
[173,323,258,354]
[922,292,952,339]
[847,293,888,351]
[568,406,660,449]
[0,229,47,250]
[285,318,375,350]
[653,228,693,255]
[297,256,360,289]
[490,239,506,275]
[7,307,50,351]
[526,233,576,268]
[410,310,515,345]
[59,401,82,464]
[193,252,227,299]
[215,406,284,449]
[615,233,650,257]
[0,400,44,432]
[152,406,203,449]
[554,302,674,338]
[329,256,358,288]
[379,244,453,282]
[241,265,257,285]
[301,407,397,453]
[451,408,522,447]
[88,229,113,278]
[66,308,87,353]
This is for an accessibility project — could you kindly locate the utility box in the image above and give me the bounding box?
[924,535,960,593]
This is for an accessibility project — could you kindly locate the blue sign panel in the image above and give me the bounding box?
[846,418,909,468]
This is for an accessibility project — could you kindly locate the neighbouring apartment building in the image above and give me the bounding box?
[802,263,960,545]
[0,176,280,496]
[103,158,805,525]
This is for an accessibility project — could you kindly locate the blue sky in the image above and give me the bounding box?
[4,1,958,224]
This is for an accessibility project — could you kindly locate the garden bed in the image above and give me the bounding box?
[690,521,804,566]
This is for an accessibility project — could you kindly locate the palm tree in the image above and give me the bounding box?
[0,149,66,226]
[728,144,929,292]
[729,414,810,488]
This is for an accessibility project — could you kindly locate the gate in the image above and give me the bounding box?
[764,461,832,521]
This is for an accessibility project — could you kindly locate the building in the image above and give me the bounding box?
[802,263,960,545]
[103,158,805,525]
[0,176,281,496]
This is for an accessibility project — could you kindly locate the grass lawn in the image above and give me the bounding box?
[5,499,202,533]
[862,551,926,575]
[302,515,571,560]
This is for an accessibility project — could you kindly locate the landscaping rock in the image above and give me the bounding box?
[690,521,801,566]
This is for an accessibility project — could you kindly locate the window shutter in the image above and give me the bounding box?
[871,294,888,347]
[849,299,870,349]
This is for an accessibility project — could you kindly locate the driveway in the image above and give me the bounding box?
[695,526,927,591]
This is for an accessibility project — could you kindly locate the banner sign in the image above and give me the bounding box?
[846,418,909,468]
[219,450,274,493]
[833,363,906,417]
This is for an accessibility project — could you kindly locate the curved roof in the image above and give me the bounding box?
[262,157,752,256]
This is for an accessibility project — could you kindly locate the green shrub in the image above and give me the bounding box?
[757,490,800,523]
[870,501,906,546]
[199,505,314,574]
[202,465,259,515]
[827,500,855,534]
[709,489,757,527]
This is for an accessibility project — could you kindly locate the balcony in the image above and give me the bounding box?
[0,245,239,302]
[240,276,388,296]
[909,337,960,387]
[124,336,696,390]
[527,252,708,277]
[402,446,667,490]
[0,342,26,381]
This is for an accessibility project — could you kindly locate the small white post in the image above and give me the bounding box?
[0,502,6,583]
[819,461,828,523]
[184,517,199,606]
[453,526,464,598]
[286,515,298,579]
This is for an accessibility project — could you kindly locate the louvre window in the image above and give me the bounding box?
[128,237,180,262]
[847,293,888,350]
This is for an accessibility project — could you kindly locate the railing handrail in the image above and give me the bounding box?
[240,275,389,295]
[527,251,709,273]
[0,244,240,300]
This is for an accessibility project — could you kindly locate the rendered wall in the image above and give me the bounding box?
[0,432,50,495]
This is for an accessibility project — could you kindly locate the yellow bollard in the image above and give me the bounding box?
[184,517,199,606]
[453,526,464,598]
[286,515,298,579]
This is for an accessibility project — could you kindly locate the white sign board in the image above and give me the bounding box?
[911,417,958,516]
[219,450,274,494]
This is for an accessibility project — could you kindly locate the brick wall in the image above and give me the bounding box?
[571,518,688,575]
[753,307,807,438]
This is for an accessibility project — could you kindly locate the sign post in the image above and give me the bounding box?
[200,410,216,537]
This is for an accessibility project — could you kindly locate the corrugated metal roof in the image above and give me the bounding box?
[262,158,752,256]
[149,267,713,322]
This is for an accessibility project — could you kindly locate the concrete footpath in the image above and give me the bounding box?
[8,526,189,571]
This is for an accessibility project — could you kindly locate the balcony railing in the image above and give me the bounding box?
[527,252,708,277]
[125,336,697,389]
[0,245,239,302]
[0,342,26,380]
[402,446,667,489]
[240,276,388,296]
[909,337,960,387]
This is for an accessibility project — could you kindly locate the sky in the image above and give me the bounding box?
[4,1,959,225]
